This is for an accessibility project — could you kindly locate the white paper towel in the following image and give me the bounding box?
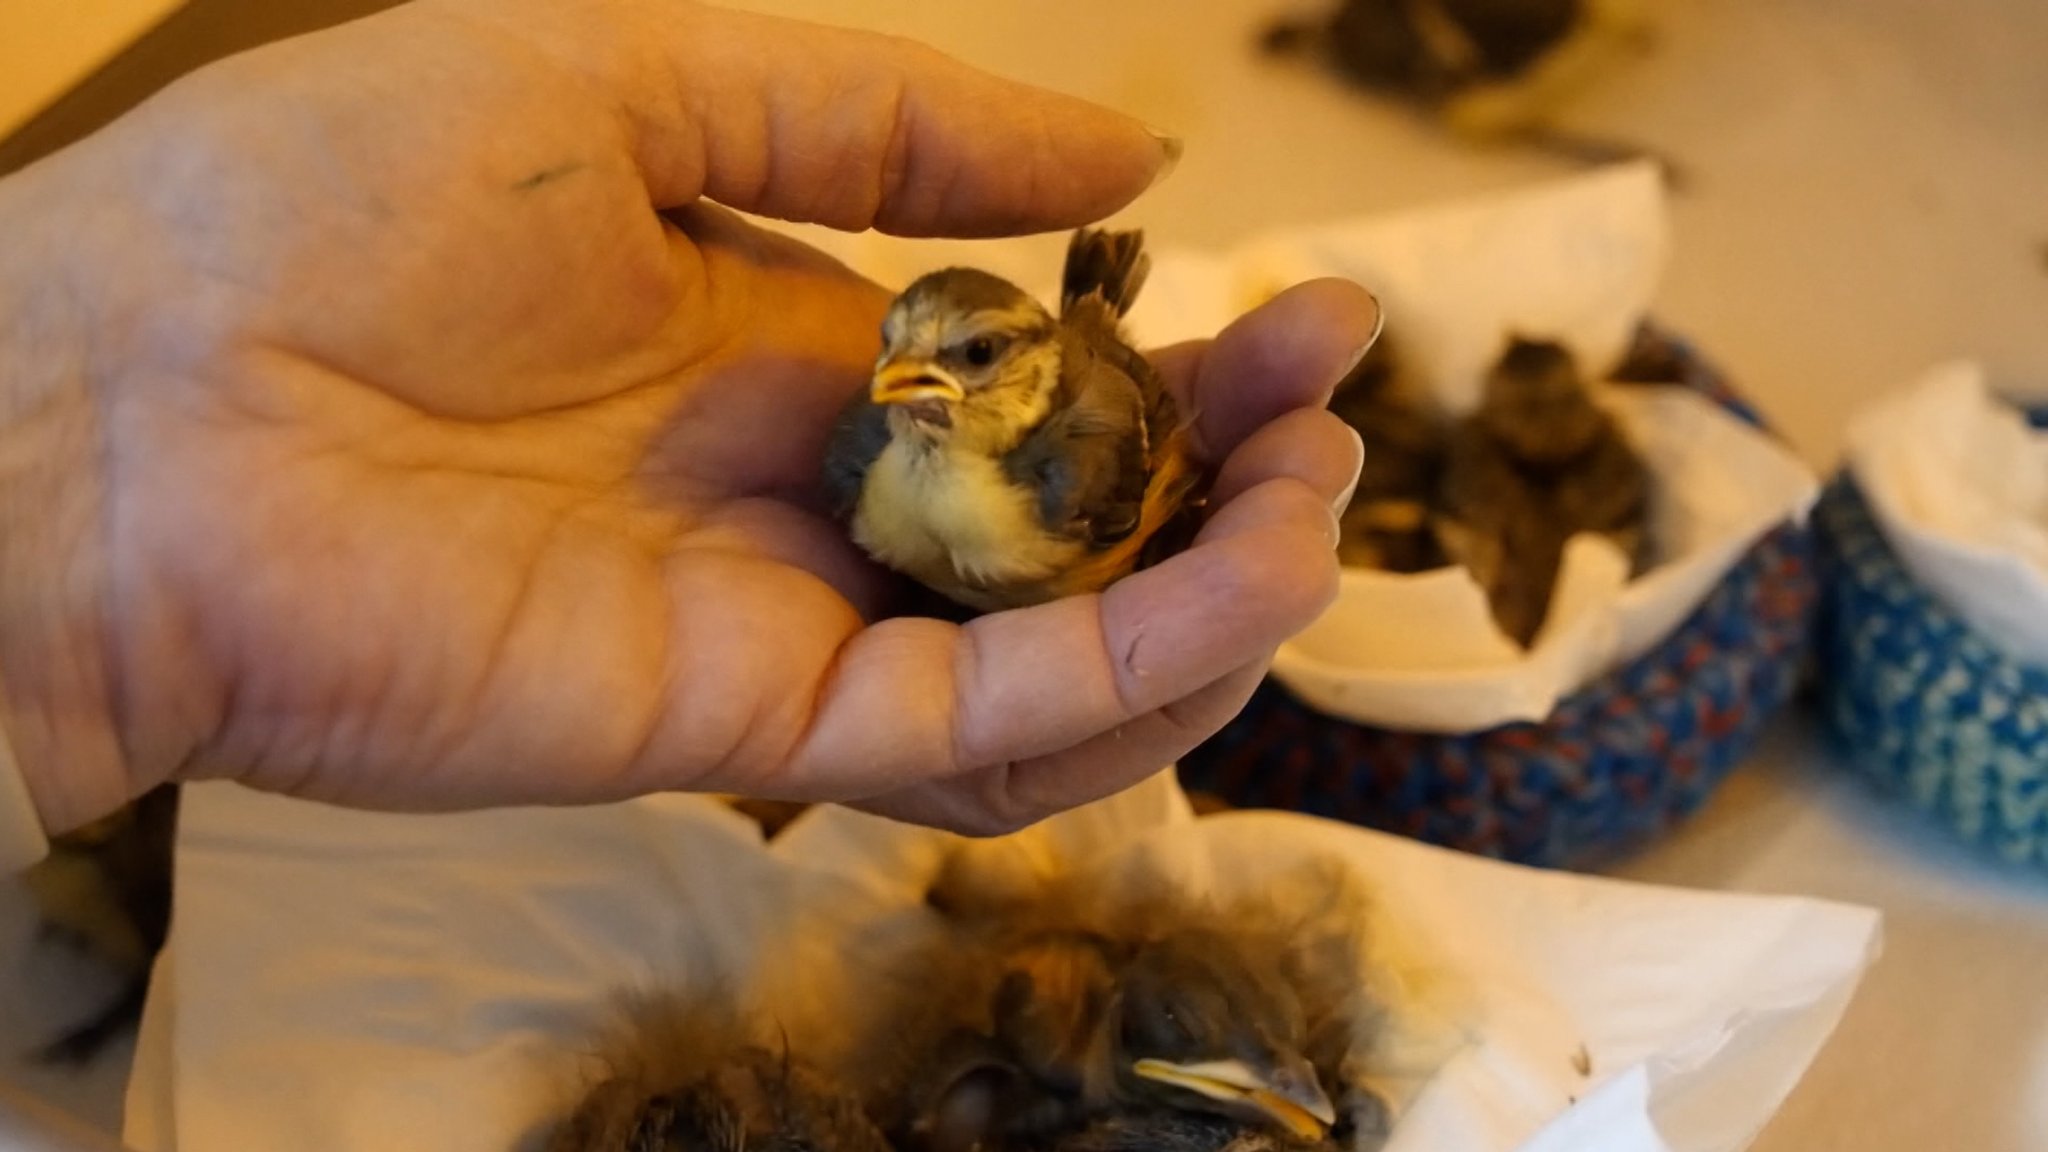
[123,774,1879,1152]
[1843,361,2048,667]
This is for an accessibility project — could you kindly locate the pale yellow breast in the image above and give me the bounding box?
[852,438,1085,604]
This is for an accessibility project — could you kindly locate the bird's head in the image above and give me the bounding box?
[1110,931,1337,1142]
[1476,337,1607,464]
[871,268,1061,445]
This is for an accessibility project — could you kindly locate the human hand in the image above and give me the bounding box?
[0,0,1375,837]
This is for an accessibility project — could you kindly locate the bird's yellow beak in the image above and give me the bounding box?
[1131,1058,1337,1141]
[872,358,966,406]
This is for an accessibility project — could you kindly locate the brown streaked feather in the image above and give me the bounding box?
[1060,228,1206,579]
[1061,228,1152,320]
[1003,332,1151,549]
[1046,421,1206,597]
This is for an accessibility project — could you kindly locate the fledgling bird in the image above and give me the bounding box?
[1259,0,1674,177]
[821,228,1208,614]
[718,796,816,841]
[21,782,179,1065]
[1432,336,1653,646]
[855,848,1393,1152]
[1325,333,1452,574]
[544,988,893,1152]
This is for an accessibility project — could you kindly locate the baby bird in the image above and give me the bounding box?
[1326,333,1451,574]
[718,796,815,841]
[21,782,179,1065]
[1259,0,1669,173]
[544,988,892,1152]
[857,848,1391,1152]
[821,228,1207,614]
[1433,336,1653,646]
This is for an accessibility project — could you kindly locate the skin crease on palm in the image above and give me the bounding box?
[0,0,1376,840]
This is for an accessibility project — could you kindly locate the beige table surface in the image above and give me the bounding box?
[6,0,2048,1149]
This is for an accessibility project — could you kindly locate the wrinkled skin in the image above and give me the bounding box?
[0,0,1375,838]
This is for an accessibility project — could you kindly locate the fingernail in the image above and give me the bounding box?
[1330,425,1364,521]
[1339,291,1387,380]
[1144,126,1184,188]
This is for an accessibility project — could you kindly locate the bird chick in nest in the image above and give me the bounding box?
[821,228,1208,614]
[854,847,1395,1152]
[1433,335,1653,646]
[1326,332,1452,575]
[543,988,891,1152]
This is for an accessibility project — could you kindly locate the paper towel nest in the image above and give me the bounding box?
[766,165,1818,734]
[123,774,1880,1152]
[1167,166,1819,733]
[1842,361,2048,668]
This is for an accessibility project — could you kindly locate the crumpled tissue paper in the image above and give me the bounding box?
[766,163,1818,733]
[123,774,1879,1152]
[1842,360,2048,667]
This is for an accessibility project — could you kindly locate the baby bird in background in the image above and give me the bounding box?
[1326,333,1451,574]
[718,796,814,841]
[544,988,892,1152]
[821,229,1207,614]
[1260,0,1669,174]
[1433,336,1653,646]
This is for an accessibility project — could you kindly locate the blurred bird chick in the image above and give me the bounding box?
[822,228,1208,614]
[545,988,892,1152]
[718,796,815,841]
[1433,336,1653,646]
[858,846,1395,1152]
[20,782,179,1065]
[1326,333,1451,574]
[1260,0,1670,174]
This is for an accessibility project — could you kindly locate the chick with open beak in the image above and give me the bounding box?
[1112,931,1339,1143]
[822,228,1206,614]
[876,925,1340,1152]
[870,847,1378,1152]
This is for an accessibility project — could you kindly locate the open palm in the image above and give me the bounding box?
[6,0,1375,836]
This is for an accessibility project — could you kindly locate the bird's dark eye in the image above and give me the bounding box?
[1121,993,1197,1057]
[964,336,998,367]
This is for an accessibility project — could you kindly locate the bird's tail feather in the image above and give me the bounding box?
[1061,228,1151,320]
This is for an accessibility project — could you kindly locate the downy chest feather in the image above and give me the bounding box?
[852,437,1083,590]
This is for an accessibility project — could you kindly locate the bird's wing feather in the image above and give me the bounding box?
[1061,228,1151,320]
[1057,228,1182,451]
[1002,337,1150,549]
[820,390,895,520]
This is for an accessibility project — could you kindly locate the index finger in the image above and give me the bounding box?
[454,0,1179,235]
[1151,278,1383,462]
